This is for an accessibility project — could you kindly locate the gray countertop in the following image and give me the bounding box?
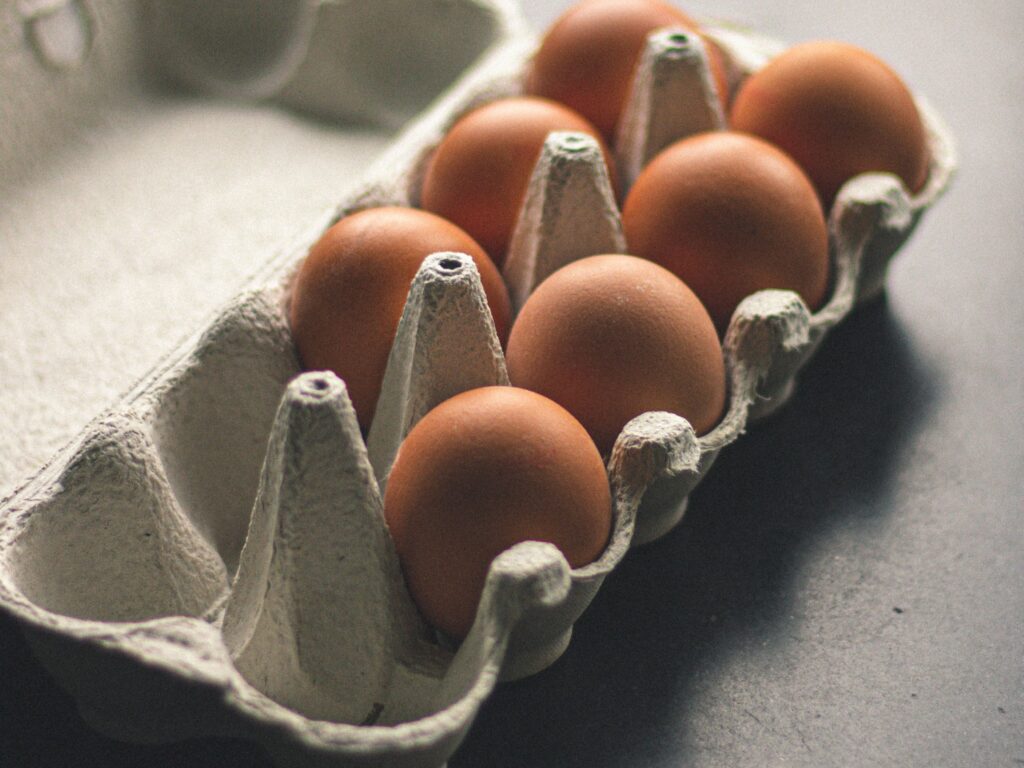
[1,1,1021,766]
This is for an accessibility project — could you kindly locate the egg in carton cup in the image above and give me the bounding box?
[0,2,955,766]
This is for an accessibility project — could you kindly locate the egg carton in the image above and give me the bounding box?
[0,2,955,766]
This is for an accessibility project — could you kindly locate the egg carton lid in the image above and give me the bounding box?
[0,0,526,502]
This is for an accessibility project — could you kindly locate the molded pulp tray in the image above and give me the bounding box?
[0,2,955,767]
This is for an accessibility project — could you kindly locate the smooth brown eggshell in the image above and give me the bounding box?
[621,132,829,333]
[289,207,511,431]
[420,97,614,266]
[526,0,730,142]
[383,386,612,639]
[730,40,930,209]
[506,254,726,455]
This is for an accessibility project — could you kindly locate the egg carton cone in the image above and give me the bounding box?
[0,2,956,766]
[615,27,728,191]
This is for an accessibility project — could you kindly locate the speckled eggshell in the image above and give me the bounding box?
[621,131,829,333]
[730,40,930,209]
[419,96,614,265]
[383,386,612,639]
[505,254,726,455]
[289,206,511,431]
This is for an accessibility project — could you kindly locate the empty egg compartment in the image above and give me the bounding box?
[0,8,956,768]
[5,411,229,624]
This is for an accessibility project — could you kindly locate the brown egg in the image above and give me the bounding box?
[383,386,611,638]
[506,254,725,455]
[730,40,930,209]
[420,97,614,266]
[289,207,511,431]
[527,0,730,141]
[621,132,829,332]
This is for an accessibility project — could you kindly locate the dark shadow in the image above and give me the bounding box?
[451,295,941,767]
[0,608,273,768]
